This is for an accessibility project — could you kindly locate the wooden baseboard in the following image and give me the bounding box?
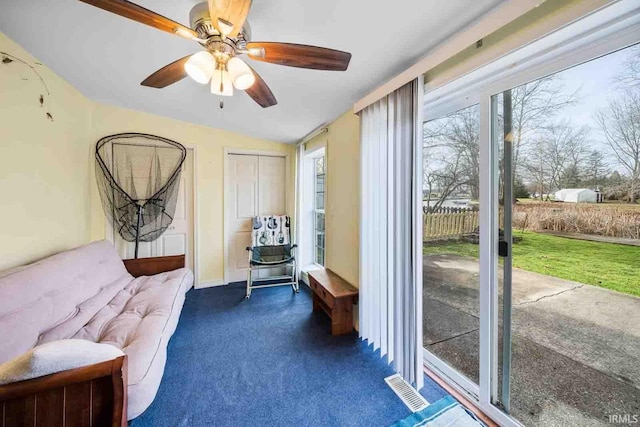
[423,366,498,427]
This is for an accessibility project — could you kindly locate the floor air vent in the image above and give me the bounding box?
[385,374,429,412]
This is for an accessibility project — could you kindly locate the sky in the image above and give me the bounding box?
[425,42,639,178]
[539,43,638,173]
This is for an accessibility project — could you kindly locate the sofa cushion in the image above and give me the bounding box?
[38,267,194,419]
[0,241,130,364]
[0,339,124,385]
[68,268,192,384]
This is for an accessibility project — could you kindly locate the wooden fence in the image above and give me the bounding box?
[423,206,479,241]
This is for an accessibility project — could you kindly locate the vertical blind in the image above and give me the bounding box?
[359,78,424,389]
[294,143,305,276]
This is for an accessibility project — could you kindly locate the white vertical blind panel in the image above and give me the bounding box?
[294,144,304,275]
[360,104,370,341]
[359,79,423,388]
[413,76,425,390]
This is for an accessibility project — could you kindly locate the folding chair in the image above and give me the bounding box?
[245,215,299,299]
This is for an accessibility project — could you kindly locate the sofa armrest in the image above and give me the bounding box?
[123,255,186,277]
[0,355,127,426]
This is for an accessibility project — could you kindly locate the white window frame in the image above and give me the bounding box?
[300,145,327,280]
[313,156,326,266]
[420,2,640,426]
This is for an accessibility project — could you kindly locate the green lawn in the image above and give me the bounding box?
[424,231,640,297]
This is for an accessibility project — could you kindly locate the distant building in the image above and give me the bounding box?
[554,188,598,203]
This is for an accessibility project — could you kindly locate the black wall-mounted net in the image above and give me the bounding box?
[95,133,186,258]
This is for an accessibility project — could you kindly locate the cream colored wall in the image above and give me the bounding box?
[306,111,361,287]
[88,103,295,285]
[0,32,295,282]
[0,32,93,271]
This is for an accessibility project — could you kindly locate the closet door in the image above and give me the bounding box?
[226,154,286,283]
[257,156,287,279]
[227,154,260,283]
[258,156,286,216]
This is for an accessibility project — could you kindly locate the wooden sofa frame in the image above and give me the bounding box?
[0,254,185,427]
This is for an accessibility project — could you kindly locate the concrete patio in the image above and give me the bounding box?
[424,254,640,426]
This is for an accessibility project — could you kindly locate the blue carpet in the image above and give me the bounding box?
[130,283,449,427]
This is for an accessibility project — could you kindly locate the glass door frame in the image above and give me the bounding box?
[422,94,483,404]
[421,2,640,425]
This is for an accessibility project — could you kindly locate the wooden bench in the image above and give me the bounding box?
[308,269,359,335]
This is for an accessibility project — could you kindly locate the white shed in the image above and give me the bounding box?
[554,188,597,203]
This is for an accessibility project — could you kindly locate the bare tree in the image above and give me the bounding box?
[447,107,480,199]
[508,75,580,181]
[524,121,589,193]
[423,105,480,209]
[524,137,552,200]
[596,89,640,202]
[584,150,609,189]
[554,122,590,189]
[614,45,640,89]
[423,151,467,211]
[424,75,578,207]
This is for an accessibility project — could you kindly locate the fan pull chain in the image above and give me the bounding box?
[219,67,225,109]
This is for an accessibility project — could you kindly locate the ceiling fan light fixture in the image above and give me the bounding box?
[217,18,234,36]
[211,68,234,96]
[228,57,255,90]
[86,0,351,108]
[185,51,216,84]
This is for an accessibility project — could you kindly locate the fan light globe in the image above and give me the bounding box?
[185,51,215,84]
[211,69,234,96]
[228,57,256,90]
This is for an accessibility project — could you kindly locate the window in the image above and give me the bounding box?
[300,146,326,274]
[419,3,640,426]
[314,156,326,266]
[422,103,480,385]
[490,42,640,427]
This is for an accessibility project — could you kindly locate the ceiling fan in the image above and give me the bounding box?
[78,0,352,108]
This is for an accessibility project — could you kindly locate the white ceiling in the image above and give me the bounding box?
[0,0,504,143]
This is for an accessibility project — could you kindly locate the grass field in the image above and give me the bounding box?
[423,231,640,297]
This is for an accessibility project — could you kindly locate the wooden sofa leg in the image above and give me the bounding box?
[0,355,128,427]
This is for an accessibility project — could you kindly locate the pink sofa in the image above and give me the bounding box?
[0,240,193,419]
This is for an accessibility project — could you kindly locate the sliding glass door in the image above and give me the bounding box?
[421,3,640,426]
[423,104,481,391]
[493,42,640,426]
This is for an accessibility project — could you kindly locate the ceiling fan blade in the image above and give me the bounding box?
[207,0,252,36]
[141,55,193,88]
[78,0,198,40]
[245,65,277,108]
[246,42,351,71]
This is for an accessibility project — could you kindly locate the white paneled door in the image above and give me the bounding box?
[112,149,195,272]
[226,153,286,283]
